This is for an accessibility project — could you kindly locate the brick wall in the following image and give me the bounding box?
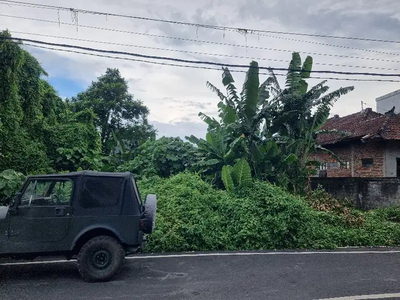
[311,141,385,178]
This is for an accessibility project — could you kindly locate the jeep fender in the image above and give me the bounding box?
[70,225,124,252]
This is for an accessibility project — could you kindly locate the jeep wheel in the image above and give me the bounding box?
[141,194,157,234]
[77,236,125,282]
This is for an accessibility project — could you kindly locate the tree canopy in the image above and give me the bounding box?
[0,30,155,173]
[69,68,156,155]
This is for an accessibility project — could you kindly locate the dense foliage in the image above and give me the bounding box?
[0,31,155,175]
[118,137,200,178]
[68,68,156,156]
[139,173,400,252]
[0,169,25,205]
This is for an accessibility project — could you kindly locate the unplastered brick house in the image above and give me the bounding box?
[313,107,400,178]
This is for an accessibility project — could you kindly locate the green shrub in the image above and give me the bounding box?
[139,173,327,252]
[138,173,230,252]
[221,181,316,249]
[119,137,199,179]
[374,206,400,223]
[138,173,400,253]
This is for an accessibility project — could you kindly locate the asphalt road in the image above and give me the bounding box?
[1,249,400,300]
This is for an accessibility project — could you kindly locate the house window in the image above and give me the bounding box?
[319,163,327,170]
[343,162,350,169]
[362,158,373,168]
[327,162,340,170]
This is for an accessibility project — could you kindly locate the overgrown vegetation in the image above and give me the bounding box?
[139,173,400,252]
[0,30,155,176]
[118,137,200,179]
[1,30,399,252]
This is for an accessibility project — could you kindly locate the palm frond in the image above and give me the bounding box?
[241,61,260,120]
[301,56,313,79]
[185,135,200,145]
[305,80,328,97]
[223,136,244,161]
[266,68,281,92]
[285,52,302,90]
[299,80,308,96]
[311,105,331,132]
[258,80,270,107]
[314,86,355,107]
[283,153,298,165]
[232,158,252,189]
[316,145,344,164]
[198,112,220,129]
[197,158,221,167]
[221,165,235,192]
[217,101,236,125]
[206,81,228,104]
[222,67,240,106]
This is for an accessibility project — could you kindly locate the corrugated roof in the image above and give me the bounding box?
[317,108,400,145]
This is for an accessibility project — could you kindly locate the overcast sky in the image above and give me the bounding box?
[1,0,400,139]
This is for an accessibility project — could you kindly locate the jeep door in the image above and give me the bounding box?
[7,178,73,251]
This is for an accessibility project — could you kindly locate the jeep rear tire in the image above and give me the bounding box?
[77,236,125,282]
[141,194,157,234]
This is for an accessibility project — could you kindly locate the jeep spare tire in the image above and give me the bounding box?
[141,194,157,234]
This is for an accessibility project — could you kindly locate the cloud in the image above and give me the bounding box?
[2,0,400,139]
[151,120,207,140]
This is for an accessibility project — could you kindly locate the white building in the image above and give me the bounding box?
[376,89,400,114]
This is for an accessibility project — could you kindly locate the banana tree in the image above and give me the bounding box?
[265,53,354,191]
[267,53,354,166]
[191,53,354,193]
[188,61,286,184]
[186,126,247,187]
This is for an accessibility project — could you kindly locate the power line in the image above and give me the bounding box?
[0,37,400,77]
[2,5,399,56]
[23,43,400,83]
[11,31,400,72]
[2,14,400,65]
[1,0,400,45]
[3,36,400,77]
[252,34,400,57]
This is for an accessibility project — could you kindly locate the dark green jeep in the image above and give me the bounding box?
[0,171,157,282]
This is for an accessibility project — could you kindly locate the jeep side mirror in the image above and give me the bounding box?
[9,192,22,215]
[15,192,22,206]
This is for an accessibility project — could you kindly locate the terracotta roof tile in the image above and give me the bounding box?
[317,108,400,145]
[381,113,400,140]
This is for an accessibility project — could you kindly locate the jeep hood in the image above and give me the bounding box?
[0,206,8,224]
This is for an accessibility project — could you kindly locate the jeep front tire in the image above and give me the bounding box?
[77,235,125,282]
